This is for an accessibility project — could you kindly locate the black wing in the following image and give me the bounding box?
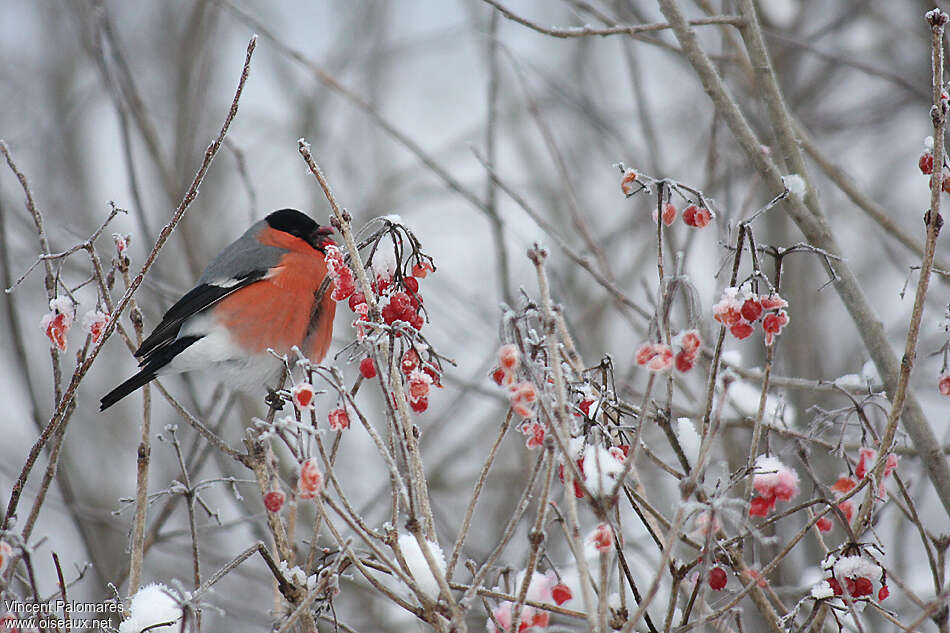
[134,269,267,363]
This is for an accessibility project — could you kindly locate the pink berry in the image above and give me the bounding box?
[729,321,754,340]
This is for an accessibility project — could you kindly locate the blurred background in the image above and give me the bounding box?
[1,0,948,631]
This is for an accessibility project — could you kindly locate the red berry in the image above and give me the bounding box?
[920,152,935,175]
[359,357,377,379]
[940,372,950,396]
[401,349,420,375]
[578,399,595,416]
[692,207,712,228]
[682,204,698,226]
[827,577,843,596]
[382,303,399,324]
[263,490,285,513]
[491,367,506,385]
[403,276,419,293]
[423,365,441,386]
[662,202,676,226]
[942,173,950,195]
[674,350,695,373]
[749,494,775,517]
[730,321,755,340]
[740,298,763,322]
[328,407,350,431]
[816,517,832,532]
[708,566,727,591]
[551,583,572,605]
[410,396,428,413]
[851,577,873,597]
[348,292,366,311]
[878,584,889,600]
[412,261,433,278]
[409,379,430,400]
[409,312,424,330]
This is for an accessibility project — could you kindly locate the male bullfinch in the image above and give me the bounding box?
[100,208,337,410]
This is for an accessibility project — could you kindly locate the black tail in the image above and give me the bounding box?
[100,368,158,410]
[100,335,202,411]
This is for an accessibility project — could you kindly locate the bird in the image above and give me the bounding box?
[100,208,337,410]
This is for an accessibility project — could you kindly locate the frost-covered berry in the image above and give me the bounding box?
[939,371,950,396]
[620,168,638,196]
[708,566,727,591]
[292,382,316,411]
[298,458,323,499]
[498,343,520,371]
[328,407,350,431]
[359,357,377,379]
[41,296,75,352]
[83,310,110,343]
[590,522,613,552]
[662,202,676,226]
[919,152,935,175]
[264,489,285,513]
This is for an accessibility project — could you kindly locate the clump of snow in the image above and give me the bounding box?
[833,555,881,582]
[583,445,624,495]
[118,583,182,633]
[861,360,882,386]
[675,418,701,465]
[726,380,796,426]
[397,533,445,599]
[782,174,807,198]
[811,580,835,600]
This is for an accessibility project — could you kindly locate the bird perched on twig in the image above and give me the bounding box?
[100,208,336,410]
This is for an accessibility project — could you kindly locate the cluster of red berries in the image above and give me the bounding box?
[682,204,713,228]
[620,169,714,227]
[713,287,789,346]
[490,344,544,447]
[330,244,440,413]
[816,448,897,532]
[917,150,950,193]
[820,553,888,602]
[635,330,702,373]
[399,347,440,413]
[651,202,713,228]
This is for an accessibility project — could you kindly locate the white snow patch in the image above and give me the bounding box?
[118,583,182,633]
[782,174,807,198]
[397,533,445,599]
[675,418,701,465]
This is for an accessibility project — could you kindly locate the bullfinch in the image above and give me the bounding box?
[100,208,337,410]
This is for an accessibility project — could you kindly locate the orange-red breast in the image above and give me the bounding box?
[100,209,336,410]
